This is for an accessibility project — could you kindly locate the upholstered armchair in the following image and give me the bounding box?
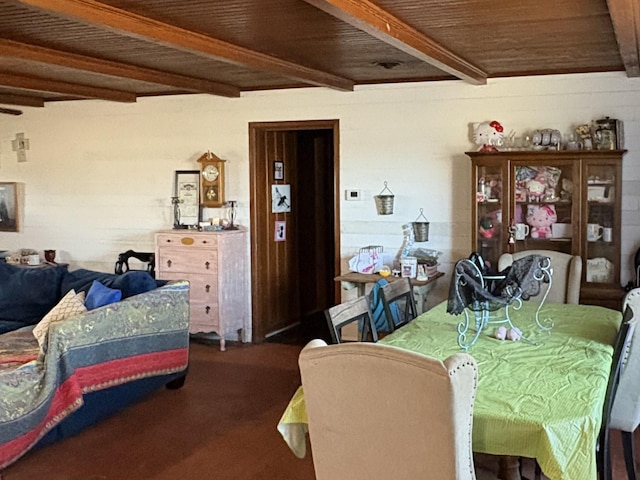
[299,339,484,480]
[609,288,640,480]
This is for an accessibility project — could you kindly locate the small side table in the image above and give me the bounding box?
[334,271,445,315]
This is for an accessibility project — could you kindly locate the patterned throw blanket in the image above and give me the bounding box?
[0,281,190,470]
[0,330,39,373]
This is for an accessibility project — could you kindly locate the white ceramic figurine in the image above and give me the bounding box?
[472,121,504,152]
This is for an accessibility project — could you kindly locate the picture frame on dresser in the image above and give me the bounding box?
[174,170,200,228]
[0,182,20,232]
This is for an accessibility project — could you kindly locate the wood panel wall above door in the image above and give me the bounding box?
[0,0,632,108]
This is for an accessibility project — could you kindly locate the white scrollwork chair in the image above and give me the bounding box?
[498,250,582,304]
[298,339,497,480]
[609,288,640,480]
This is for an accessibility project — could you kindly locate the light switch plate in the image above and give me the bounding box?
[345,189,361,201]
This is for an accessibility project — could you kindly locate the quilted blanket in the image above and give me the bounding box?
[0,280,190,469]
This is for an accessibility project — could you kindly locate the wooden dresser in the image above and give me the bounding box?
[155,229,248,351]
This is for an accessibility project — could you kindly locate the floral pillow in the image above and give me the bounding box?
[32,289,87,347]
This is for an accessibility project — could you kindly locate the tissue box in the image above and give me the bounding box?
[552,223,572,239]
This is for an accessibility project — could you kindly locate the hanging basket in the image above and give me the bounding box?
[412,208,430,242]
[374,182,394,215]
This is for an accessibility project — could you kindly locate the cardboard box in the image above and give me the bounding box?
[552,223,572,239]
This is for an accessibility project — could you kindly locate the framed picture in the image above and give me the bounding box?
[274,160,284,181]
[174,170,200,228]
[272,184,291,213]
[275,221,286,242]
[0,182,20,232]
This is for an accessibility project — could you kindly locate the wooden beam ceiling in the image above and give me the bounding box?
[0,39,240,98]
[301,0,487,85]
[16,0,355,92]
[607,0,640,77]
[0,72,137,102]
[0,93,44,107]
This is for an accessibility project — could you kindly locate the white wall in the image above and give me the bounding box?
[1,72,640,309]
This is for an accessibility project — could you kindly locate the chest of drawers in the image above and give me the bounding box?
[155,229,248,351]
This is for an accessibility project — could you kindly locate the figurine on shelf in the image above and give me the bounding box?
[575,124,594,150]
[479,217,496,238]
[472,120,504,152]
[526,204,557,239]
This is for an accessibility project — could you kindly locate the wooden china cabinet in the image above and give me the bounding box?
[467,150,626,309]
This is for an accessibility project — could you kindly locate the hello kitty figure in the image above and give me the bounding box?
[526,204,557,239]
[472,121,504,152]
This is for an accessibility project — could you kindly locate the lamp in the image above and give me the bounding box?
[172,196,188,230]
[225,200,238,230]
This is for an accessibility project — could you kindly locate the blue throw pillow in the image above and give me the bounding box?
[110,271,158,297]
[0,262,67,327]
[85,280,122,310]
[62,269,158,299]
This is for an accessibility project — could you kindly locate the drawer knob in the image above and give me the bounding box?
[205,284,210,293]
[205,261,210,269]
[205,306,210,314]
[166,259,172,268]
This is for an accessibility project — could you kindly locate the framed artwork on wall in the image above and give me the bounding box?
[272,184,291,213]
[275,221,286,242]
[0,182,20,232]
[174,170,200,228]
[274,160,284,181]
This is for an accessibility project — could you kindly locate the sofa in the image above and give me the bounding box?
[0,262,190,469]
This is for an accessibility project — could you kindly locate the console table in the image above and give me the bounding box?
[334,271,444,314]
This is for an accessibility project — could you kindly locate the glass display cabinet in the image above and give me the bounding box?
[468,150,625,308]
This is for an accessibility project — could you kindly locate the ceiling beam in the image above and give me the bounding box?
[607,0,640,77]
[0,39,240,98]
[16,0,355,92]
[0,107,23,115]
[302,0,487,85]
[0,72,137,102]
[0,93,45,107]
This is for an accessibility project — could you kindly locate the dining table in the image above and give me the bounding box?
[278,301,622,480]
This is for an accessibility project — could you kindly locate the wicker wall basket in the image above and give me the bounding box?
[374,182,394,215]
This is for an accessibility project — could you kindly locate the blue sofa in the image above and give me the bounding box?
[0,262,190,469]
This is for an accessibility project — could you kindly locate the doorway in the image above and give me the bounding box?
[249,120,340,343]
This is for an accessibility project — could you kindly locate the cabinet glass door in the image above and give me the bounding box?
[511,160,578,258]
[473,160,505,273]
[583,159,620,286]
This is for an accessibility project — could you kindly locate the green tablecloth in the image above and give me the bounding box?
[380,301,621,480]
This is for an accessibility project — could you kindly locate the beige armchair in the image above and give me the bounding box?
[298,339,481,480]
[609,288,640,480]
[497,250,582,304]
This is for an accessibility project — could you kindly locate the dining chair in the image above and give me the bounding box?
[497,250,582,304]
[609,288,640,480]
[298,339,487,480]
[598,302,636,480]
[324,296,378,344]
[380,277,418,331]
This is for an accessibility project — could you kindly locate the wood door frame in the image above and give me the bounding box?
[249,119,341,342]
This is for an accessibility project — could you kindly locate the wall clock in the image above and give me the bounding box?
[197,151,226,208]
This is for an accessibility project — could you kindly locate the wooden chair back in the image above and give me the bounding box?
[324,296,378,344]
[380,278,418,331]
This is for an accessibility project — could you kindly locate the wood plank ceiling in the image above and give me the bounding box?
[0,0,637,109]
